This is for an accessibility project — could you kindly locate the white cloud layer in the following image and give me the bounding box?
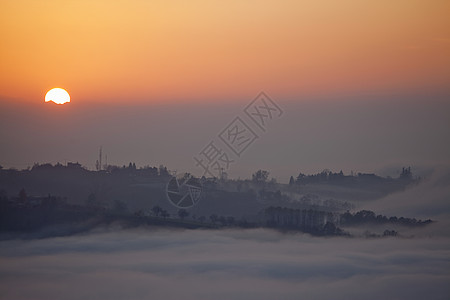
[1,228,449,300]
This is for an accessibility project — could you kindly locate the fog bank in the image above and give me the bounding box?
[1,228,449,300]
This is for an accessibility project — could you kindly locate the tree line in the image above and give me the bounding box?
[340,210,432,227]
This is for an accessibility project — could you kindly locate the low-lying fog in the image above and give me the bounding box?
[361,167,450,219]
[1,227,449,300]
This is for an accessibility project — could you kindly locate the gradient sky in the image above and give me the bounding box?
[1,0,449,103]
[1,0,449,180]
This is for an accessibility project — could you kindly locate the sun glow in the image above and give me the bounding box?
[45,88,70,104]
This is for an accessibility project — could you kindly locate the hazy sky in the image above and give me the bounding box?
[1,96,449,182]
[1,0,449,180]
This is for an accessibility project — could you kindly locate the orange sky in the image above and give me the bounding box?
[1,0,449,103]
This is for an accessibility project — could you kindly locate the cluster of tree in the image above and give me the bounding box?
[204,214,242,226]
[263,206,345,235]
[31,162,84,172]
[248,170,278,185]
[252,170,270,183]
[360,229,399,238]
[289,170,350,185]
[148,205,170,219]
[26,162,172,178]
[399,167,412,180]
[105,164,171,177]
[148,206,247,227]
[383,229,398,237]
[0,188,66,210]
[289,167,415,186]
[0,193,103,233]
[2,189,433,238]
[340,210,432,226]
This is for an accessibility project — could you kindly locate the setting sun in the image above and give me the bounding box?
[45,88,70,105]
[1,1,450,299]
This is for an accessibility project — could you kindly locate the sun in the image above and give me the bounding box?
[45,88,70,104]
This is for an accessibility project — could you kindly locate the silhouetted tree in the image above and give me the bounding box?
[178,209,189,220]
[289,176,295,185]
[383,229,398,237]
[296,172,306,184]
[340,210,431,227]
[161,210,170,219]
[152,205,162,217]
[252,170,269,183]
[210,214,218,224]
[400,167,412,180]
[322,222,338,235]
[159,165,170,177]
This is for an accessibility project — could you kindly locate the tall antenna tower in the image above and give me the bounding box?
[95,146,103,171]
[99,146,102,171]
